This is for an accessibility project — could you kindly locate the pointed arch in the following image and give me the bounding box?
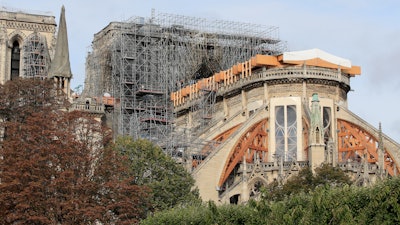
[10,40,21,80]
[8,32,27,80]
[218,119,269,187]
[192,124,242,169]
[248,176,268,199]
[8,30,26,46]
[201,123,241,155]
[337,119,398,176]
[302,116,310,160]
[315,127,320,143]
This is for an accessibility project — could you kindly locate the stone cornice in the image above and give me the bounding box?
[174,66,352,113]
[6,21,55,33]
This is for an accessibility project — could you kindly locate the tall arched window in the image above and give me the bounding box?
[323,107,332,144]
[10,41,20,80]
[275,105,297,161]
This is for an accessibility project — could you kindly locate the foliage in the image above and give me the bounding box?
[314,163,353,187]
[0,79,150,224]
[0,79,66,124]
[113,136,201,211]
[265,164,352,202]
[142,177,400,225]
[141,201,261,225]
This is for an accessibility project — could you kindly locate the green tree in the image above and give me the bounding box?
[142,177,400,225]
[113,136,201,211]
[264,164,352,202]
[314,163,352,187]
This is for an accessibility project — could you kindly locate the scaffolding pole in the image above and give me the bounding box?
[84,10,284,157]
[23,33,51,79]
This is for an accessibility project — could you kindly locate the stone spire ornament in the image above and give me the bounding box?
[309,93,325,172]
[48,5,72,97]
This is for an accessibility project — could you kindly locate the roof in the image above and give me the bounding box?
[282,48,352,69]
[48,5,72,79]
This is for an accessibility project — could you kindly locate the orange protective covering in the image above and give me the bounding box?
[181,86,190,97]
[342,66,361,76]
[251,54,279,67]
[232,64,240,74]
[197,79,207,89]
[214,72,223,82]
[99,97,115,106]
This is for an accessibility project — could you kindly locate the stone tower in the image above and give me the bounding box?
[0,7,56,83]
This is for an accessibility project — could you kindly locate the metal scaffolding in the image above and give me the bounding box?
[83,10,284,155]
[23,33,51,79]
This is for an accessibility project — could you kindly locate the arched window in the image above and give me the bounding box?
[10,41,20,80]
[323,107,332,143]
[275,105,297,161]
[316,127,320,143]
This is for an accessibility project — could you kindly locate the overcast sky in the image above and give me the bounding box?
[2,0,400,142]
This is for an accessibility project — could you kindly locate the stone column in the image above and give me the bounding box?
[241,89,247,118]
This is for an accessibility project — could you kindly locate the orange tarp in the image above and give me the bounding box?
[233,64,240,74]
[214,72,224,82]
[198,79,207,89]
[342,66,361,76]
[181,86,190,96]
[251,54,279,67]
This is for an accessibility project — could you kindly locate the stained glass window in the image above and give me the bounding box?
[275,105,297,161]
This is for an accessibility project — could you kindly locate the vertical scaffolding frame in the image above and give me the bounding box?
[23,33,51,79]
[87,10,284,155]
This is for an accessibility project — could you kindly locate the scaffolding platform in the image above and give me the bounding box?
[135,89,164,96]
[83,9,284,156]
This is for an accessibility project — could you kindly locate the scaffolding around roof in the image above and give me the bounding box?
[83,10,285,156]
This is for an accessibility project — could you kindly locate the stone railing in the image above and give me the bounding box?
[219,160,309,198]
[337,161,380,173]
[174,66,350,112]
[237,161,309,173]
[70,103,105,114]
[219,66,349,96]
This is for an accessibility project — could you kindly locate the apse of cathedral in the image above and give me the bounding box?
[171,49,400,203]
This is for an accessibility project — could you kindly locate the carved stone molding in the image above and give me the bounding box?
[6,21,55,33]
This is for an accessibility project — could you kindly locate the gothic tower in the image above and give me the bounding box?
[0,6,56,83]
[48,6,73,98]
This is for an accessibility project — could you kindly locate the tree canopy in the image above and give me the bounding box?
[143,174,400,225]
[112,136,201,211]
[265,164,353,202]
[0,79,150,224]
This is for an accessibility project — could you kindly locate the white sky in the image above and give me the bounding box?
[2,0,400,142]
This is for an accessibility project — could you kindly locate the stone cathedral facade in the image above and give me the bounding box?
[0,6,71,96]
[0,9,55,82]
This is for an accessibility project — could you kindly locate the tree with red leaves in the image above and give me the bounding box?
[0,79,150,224]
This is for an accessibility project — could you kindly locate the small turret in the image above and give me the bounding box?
[309,93,325,172]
